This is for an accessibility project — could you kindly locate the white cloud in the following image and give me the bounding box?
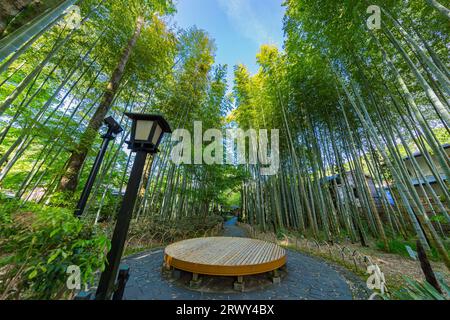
[218,0,275,45]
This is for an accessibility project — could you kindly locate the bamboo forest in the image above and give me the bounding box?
[0,0,449,304]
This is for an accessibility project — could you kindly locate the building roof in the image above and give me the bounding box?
[410,174,448,186]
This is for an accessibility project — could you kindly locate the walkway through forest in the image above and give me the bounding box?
[0,0,449,301]
[223,217,247,237]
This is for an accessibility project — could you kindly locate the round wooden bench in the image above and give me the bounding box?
[163,237,286,276]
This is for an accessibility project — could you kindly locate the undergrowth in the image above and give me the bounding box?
[0,195,109,299]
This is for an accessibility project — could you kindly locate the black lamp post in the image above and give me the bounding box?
[95,113,172,300]
[74,116,123,217]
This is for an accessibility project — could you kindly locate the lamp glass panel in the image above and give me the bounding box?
[152,124,162,145]
[135,120,153,141]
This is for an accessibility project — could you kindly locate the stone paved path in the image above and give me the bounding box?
[222,217,248,237]
[122,221,369,300]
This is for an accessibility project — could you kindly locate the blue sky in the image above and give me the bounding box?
[170,0,285,92]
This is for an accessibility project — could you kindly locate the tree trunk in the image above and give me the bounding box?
[0,0,34,35]
[425,0,450,20]
[383,27,450,128]
[0,0,79,60]
[58,16,144,193]
[416,240,443,294]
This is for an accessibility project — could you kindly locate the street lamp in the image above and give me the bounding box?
[74,116,123,217]
[95,113,172,300]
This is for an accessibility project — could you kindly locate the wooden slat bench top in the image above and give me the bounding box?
[164,237,286,276]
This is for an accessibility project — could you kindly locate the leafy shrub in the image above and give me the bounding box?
[276,227,288,240]
[47,191,77,208]
[375,238,445,261]
[0,197,110,299]
[393,275,449,300]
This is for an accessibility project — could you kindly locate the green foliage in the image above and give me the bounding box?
[222,191,241,207]
[375,238,448,262]
[47,191,77,208]
[0,196,110,299]
[276,227,288,240]
[430,213,447,224]
[393,275,449,300]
